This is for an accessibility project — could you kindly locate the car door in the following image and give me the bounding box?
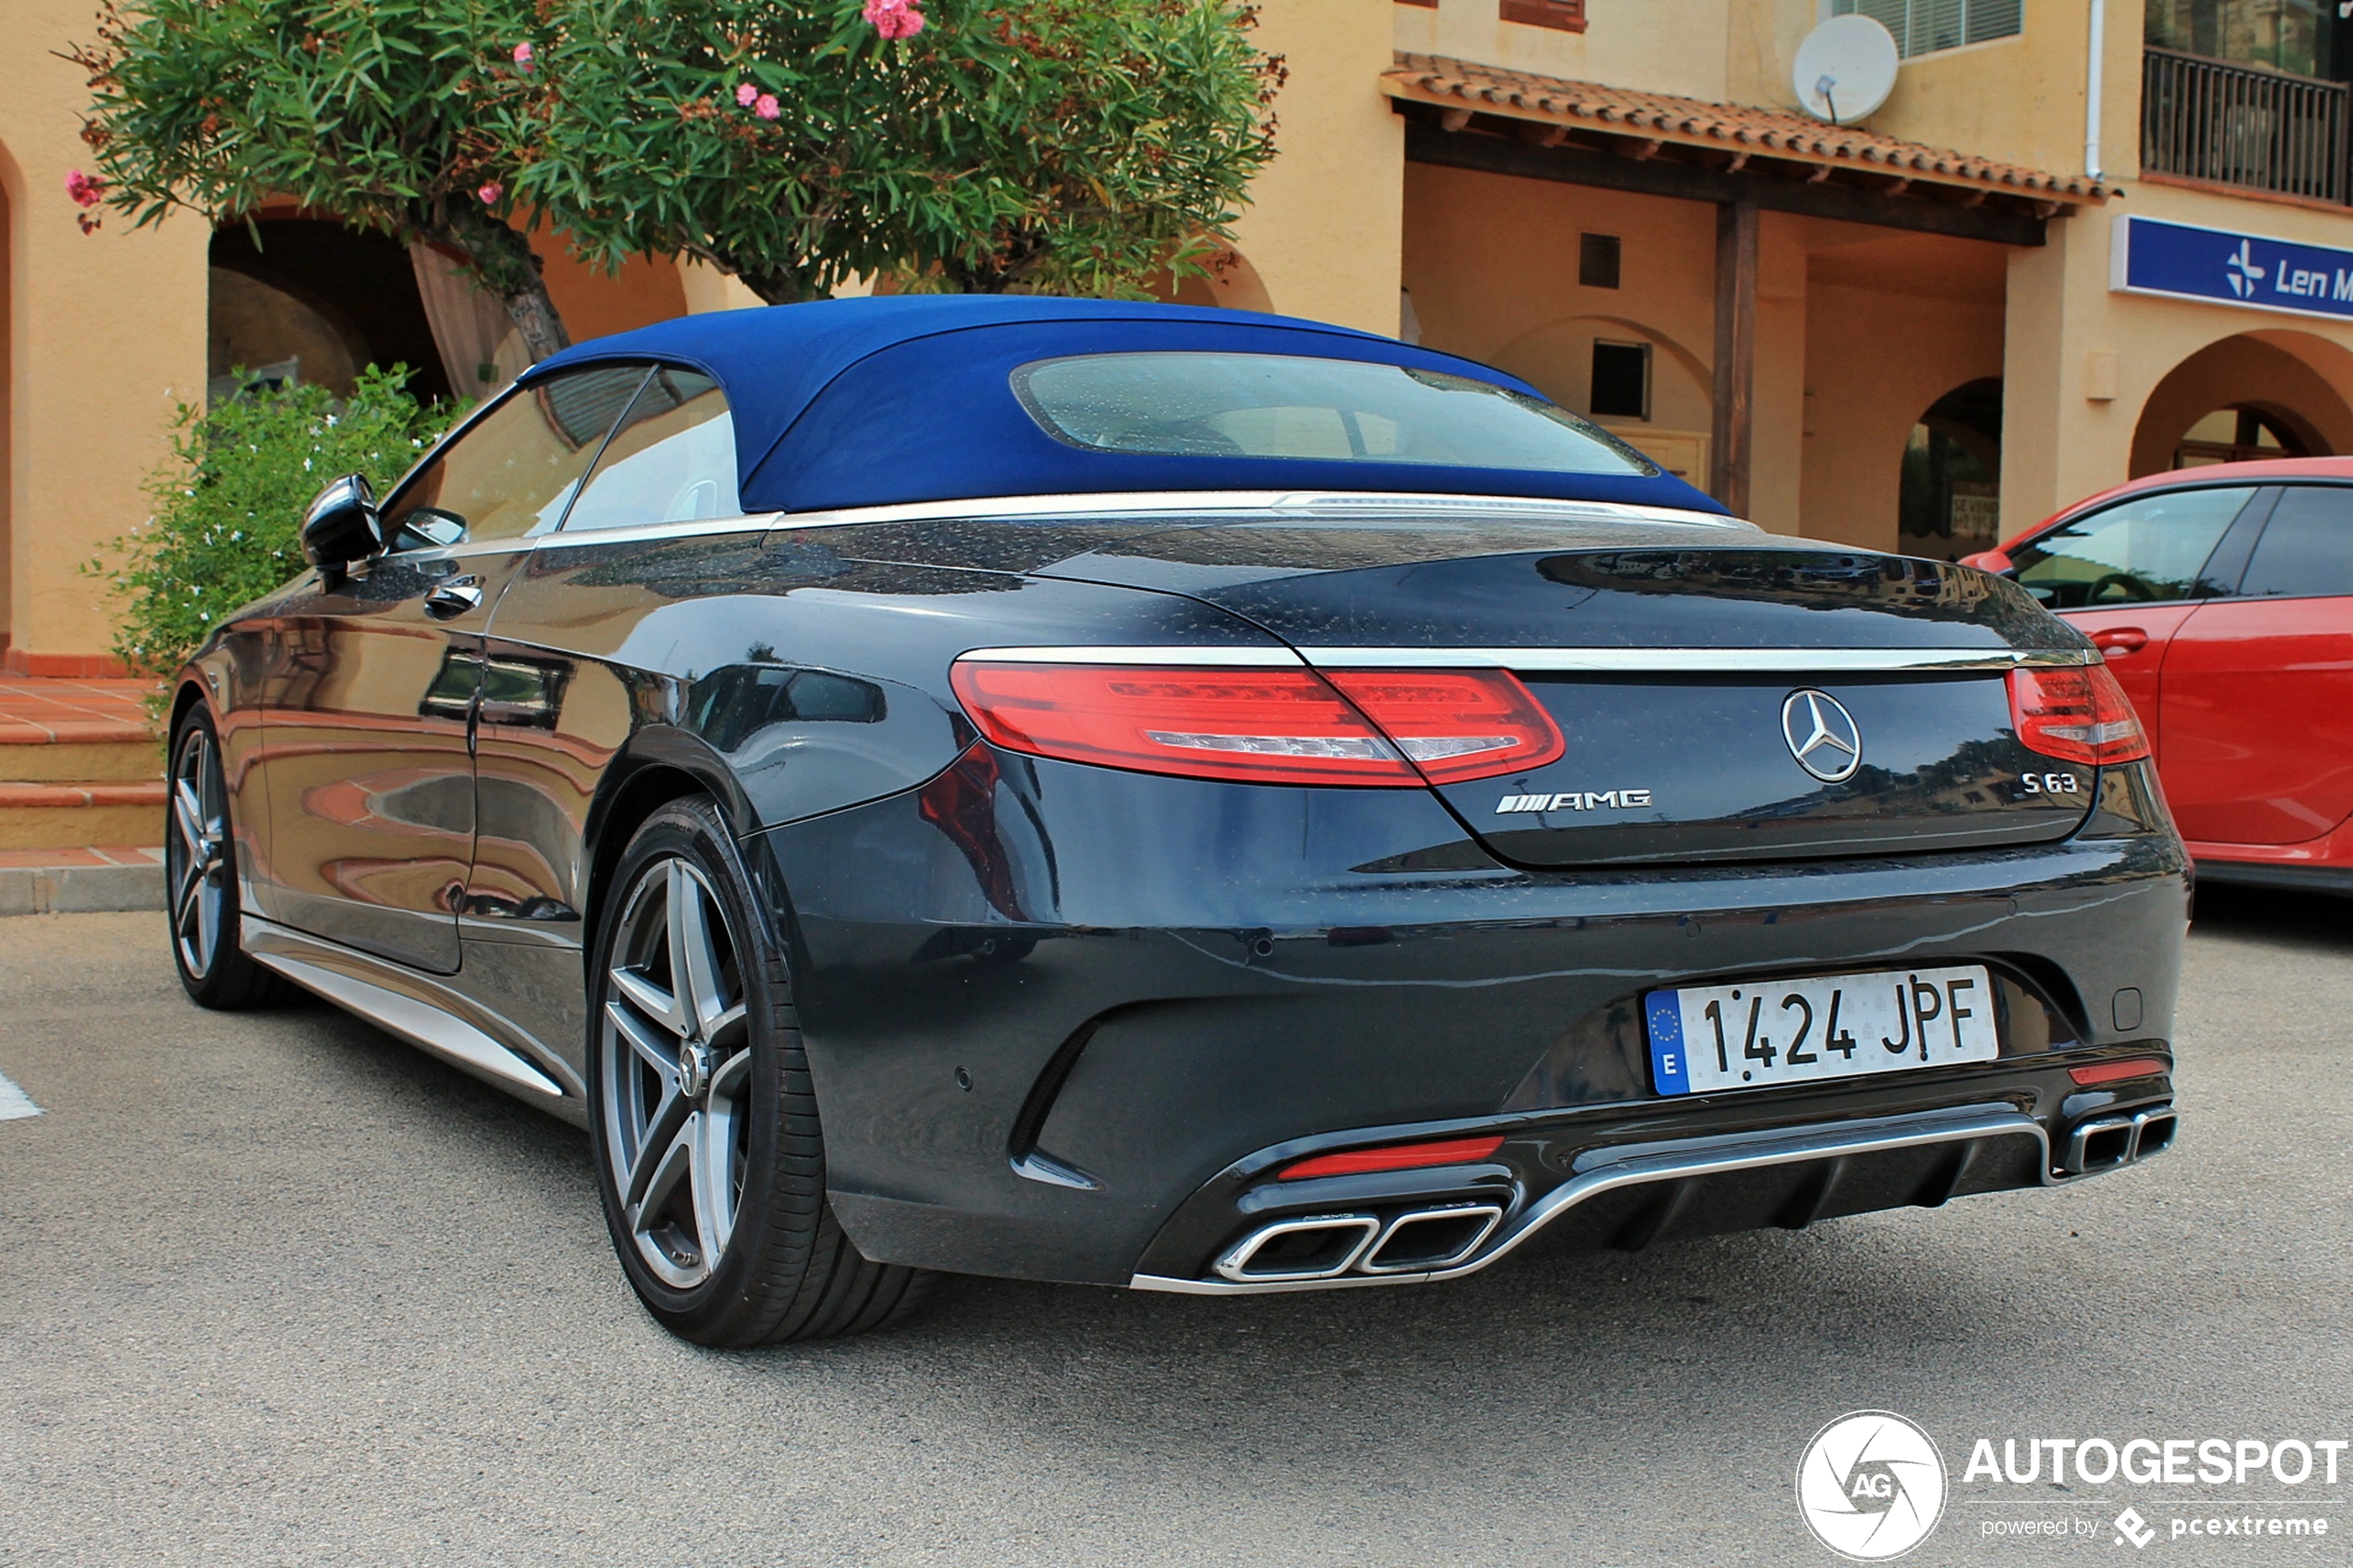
[2159,483,2353,849]
[465,368,743,933]
[251,363,650,972]
[2007,483,2264,756]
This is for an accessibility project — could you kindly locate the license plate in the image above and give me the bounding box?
[1645,964,1998,1096]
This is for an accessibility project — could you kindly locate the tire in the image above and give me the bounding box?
[587,797,936,1345]
[165,707,285,1010]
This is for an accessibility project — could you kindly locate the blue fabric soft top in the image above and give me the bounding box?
[526,295,1726,517]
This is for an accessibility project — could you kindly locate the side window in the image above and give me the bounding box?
[559,370,741,533]
[2238,486,2353,599]
[2010,486,2256,608]
[379,364,650,549]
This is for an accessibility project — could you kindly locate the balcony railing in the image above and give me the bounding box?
[2142,45,2349,205]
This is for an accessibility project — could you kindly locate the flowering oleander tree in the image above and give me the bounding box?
[72,0,1277,372]
[507,0,1280,301]
[68,0,574,359]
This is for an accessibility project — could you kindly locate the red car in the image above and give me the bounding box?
[1965,458,2353,896]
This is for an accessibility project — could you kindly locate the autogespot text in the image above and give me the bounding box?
[1963,1436,2349,1487]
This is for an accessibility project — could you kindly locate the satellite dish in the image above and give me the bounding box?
[1793,15,1899,124]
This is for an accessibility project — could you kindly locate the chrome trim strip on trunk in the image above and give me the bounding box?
[1303,646,2091,672]
[242,915,578,1104]
[959,645,1306,668]
[767,489,1751,533]
[957,646,2091,672]
[1129,1107,2051,1296]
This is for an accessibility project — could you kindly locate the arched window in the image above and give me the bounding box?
[2174,405,2309,467]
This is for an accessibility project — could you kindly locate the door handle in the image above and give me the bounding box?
[2090,626,2148,656]
[423,575,484,619]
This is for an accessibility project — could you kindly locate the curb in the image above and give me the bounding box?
[0,859,166,916]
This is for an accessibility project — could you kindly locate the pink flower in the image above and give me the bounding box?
[863,0,925,39]
[511,41,534,70]
[736,81,758,107]
[477,182,504,205]
[754,93,780,120]
[64,169,104,208]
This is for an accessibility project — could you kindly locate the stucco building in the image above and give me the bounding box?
[7,0,2353,672]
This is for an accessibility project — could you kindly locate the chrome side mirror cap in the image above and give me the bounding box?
[301,473,384,571]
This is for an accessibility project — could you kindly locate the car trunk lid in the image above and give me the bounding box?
[1042,532,2096,867]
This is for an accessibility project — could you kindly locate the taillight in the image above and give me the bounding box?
[1322,670,1565,784]
[948,661,1563,787]
[2007,663,2151,766]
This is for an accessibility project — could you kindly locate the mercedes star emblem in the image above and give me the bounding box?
[1782,689,1863,783]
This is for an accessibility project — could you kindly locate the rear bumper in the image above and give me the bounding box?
[752,753,2189,1287]
[1134,1086,2178,1296]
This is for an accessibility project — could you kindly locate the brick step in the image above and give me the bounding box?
[0,676,169,850]
[0,731,161,783]
[0,781,169,851]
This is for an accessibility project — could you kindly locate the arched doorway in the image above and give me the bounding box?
[1897,378,2002,561]
[209,219,452,403]
[1482,314,1715,486]
[2131,332,2353,477]
[1164,246,1273,314]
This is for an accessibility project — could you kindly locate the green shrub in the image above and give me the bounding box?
[92,366,460,678]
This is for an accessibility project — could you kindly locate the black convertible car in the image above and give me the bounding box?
[166,297,2185,1344]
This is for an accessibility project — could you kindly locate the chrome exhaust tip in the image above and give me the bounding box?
[2131,1107,2179,1160]
[1214,1213,1380,1283]
[1358,1202,1505,1274]
[2065,1115,2136,1174]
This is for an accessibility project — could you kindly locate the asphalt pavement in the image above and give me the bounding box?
[2,889,2349,1567]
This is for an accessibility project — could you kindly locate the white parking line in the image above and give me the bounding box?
[0,1070,42,1121]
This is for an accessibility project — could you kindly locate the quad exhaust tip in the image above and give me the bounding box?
[2064,1105,2177,1175]
[1215,1203,1506,1284]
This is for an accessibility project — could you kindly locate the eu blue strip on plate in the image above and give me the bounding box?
[1645,990,1689,1097]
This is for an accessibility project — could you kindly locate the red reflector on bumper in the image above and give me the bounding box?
[2068,1057,2167,1086]
[1278,1134,1507,1181]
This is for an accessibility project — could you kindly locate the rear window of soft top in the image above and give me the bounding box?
[1012,352,1658,478]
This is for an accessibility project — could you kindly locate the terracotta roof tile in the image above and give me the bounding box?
[1383,54,2108,204]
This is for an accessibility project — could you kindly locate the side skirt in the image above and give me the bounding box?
[242,914,586,1119]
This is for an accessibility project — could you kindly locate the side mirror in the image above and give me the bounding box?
[1958,547,2015,577]
[301,474,384,571]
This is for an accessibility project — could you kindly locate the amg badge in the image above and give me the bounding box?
[1495,789,1655,814]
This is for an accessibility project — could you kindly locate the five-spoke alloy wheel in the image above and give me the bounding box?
[164,709,281,1009]
[587,798,934,1344]
[601,856,753,1289]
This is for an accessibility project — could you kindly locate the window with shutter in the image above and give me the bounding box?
[1831,0,2022,57]
[1500,0,1586,31]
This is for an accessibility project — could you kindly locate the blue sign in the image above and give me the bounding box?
[2114,215,2353,321]
[1644,990,1689,1096]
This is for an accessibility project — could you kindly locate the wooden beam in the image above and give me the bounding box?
[1400,120,2050,246]
[1439,107,1472,132]
[1710,198,1759,517]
